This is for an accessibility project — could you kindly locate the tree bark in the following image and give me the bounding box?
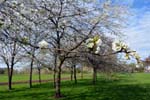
[53,66,56,88]
[29,57,34,88]
[53,54,57,88]
[70,66,73,81]
[9,66,14,90]
[81,66,83,79]
[55,63,62,98]
[38,68,41,84]
[29,47,35,88]
[93,67,97,84]
[7,66,11,90]
[7,41,16,90]
[55,58,65,98]
[73,65,77,84]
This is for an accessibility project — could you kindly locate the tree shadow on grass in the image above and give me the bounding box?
[0,82,54,100]
[0,77,150,100]
[60,78,150,100]
[63,84,150,100]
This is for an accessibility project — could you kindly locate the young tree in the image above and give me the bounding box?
[0,38,22,90]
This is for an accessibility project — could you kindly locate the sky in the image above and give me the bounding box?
[0,0,150,68]
[123,0,150,60]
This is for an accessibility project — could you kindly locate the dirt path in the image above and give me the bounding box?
[0,77,70,86]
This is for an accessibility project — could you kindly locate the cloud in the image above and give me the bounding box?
[123,8,150,59]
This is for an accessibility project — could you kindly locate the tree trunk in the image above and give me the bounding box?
[81,66,83,79]
[53,54,57,88]
[70,66,73,81]
[7,65,14,90]
[38,68,41,84]
[73,65,77,84]
[8,41,16,90]
[93,67,97,84]
[8,75,12,90]
[7,66,11,90]
[54,58,65,98]
[53,66,56,88]
[29,58,34,88]
[55,64,62,98]
[10,66,14,89]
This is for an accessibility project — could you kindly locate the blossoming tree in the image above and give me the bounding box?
[0,0,140,98]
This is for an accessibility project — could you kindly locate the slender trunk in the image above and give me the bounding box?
[53,54,57,88]
[8,41,16,90]
[73,65,77,84]
[8,75,12,90]
[93,67,97,84]
[70,66,73,81]
[53,66,56,88]
[9,66,14,89]
[29,58,34,88]
[7,66,11,90]
[55,21,65,98]
[55,58,65,98]
[81,66,83,79]
[38,68,41,84]
[7,62,14,90]
[29,47,35,88]
[55,57,63,97]
[55,64,62,98]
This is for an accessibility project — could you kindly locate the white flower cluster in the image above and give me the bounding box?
[38,40,49,49]
[112,39,141,66]
[112,40,128,52]
[86,35,102,54]
[136,62,143,68]
[130,52,140,60]
[0,17,11,29]
[131,52,142,67]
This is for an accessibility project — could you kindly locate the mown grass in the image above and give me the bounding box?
[1,73,150,100]
[0,73,71,82]
[0,73,91,90]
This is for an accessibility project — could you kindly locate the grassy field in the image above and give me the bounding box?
[1,73,150,100]
[0,73,71,82]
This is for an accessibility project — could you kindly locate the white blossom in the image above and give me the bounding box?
[96,38,102,46]
[86,38,93,43]
[86,36,102,54]
[112,40,122,51]
[20,9,29,15]
[136,64,140,68]
[95,46,100,54]
[20,3,24,8]
[87,42,94,48]
[86,38,94,48]
[14,11,20,16]
[112,40,128,52]
[136,62,143,68]
[131,52,140,59]
[62,20,67,25]
[38,40,49,48]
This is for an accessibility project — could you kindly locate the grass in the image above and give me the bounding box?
[0,73,71,82]
[1,73,150,100]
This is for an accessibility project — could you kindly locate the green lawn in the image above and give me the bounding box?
[1,73,150,100]
[0,74,53,82]
[0,73,91,82]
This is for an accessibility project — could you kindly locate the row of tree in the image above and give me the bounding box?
[0,0,131,98]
